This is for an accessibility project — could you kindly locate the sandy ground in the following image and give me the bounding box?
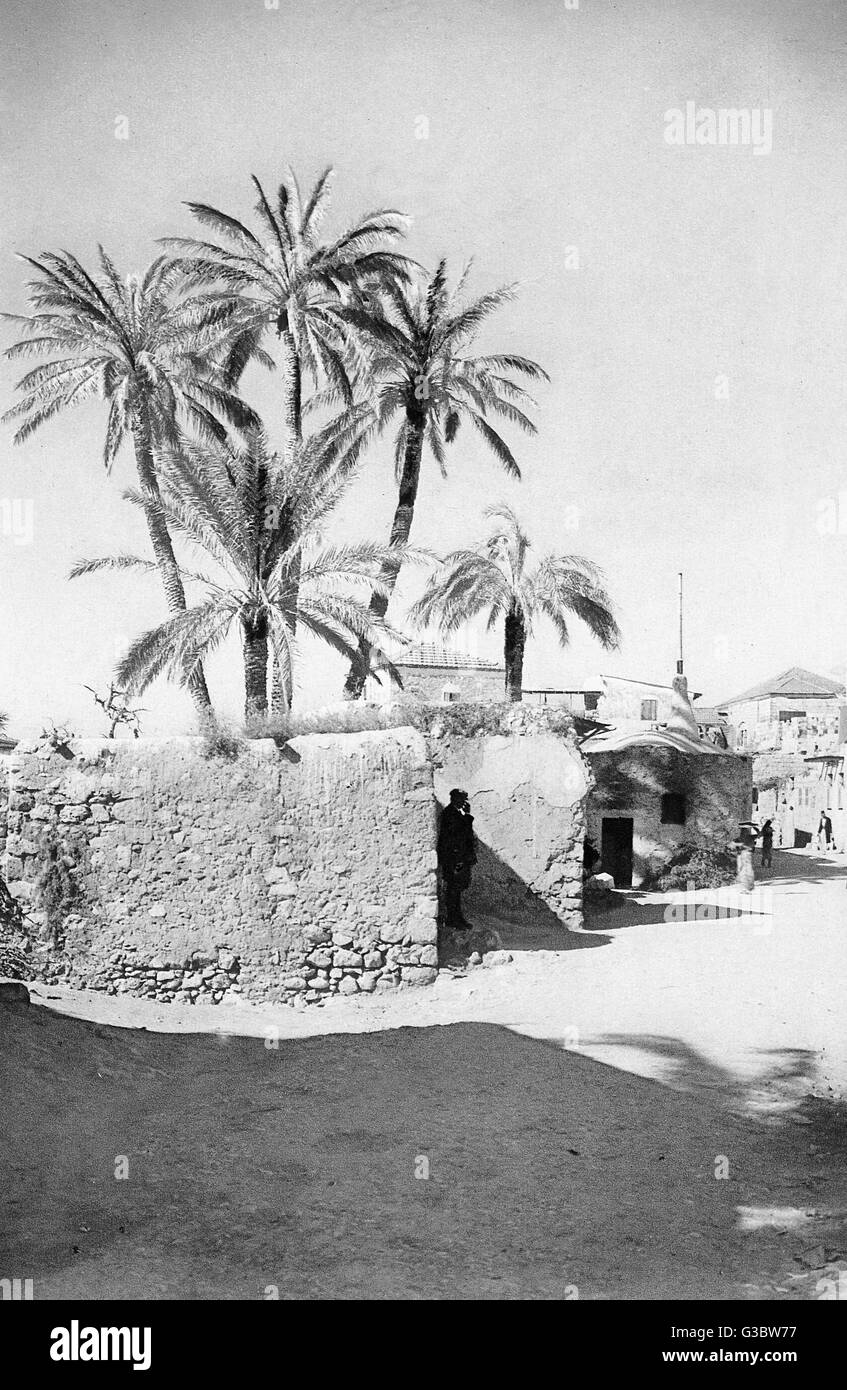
[1,848,845,1299]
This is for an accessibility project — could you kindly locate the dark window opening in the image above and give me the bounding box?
[661,793,686,825]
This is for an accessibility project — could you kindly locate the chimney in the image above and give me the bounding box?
[667,672,701,742]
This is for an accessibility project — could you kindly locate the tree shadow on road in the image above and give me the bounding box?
[574,1031,823,1118]
[3,1001,845,1300]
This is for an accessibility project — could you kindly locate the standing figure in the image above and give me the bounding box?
[818,811,834,852]
[437,789,477,932]
[583,837,601,878]
[735,823,758,893]
[759,819,774,868]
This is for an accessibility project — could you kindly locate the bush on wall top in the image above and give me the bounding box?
[241,701,577,745]
[409,702,576,740]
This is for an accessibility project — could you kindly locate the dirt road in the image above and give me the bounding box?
[1,848,844,1299]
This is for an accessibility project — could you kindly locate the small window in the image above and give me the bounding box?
[441,685,460,705]
[661,793,686,825]
[641,699,658,721]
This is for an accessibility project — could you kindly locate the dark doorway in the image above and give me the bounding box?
[601,817,634,888]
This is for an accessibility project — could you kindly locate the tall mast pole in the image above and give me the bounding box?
[677,571,684,675]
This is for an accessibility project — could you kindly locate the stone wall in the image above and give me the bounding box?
[752,750,809,792]
[585,745,752,887]
[425,706,589,929]
[1,729,439,1005]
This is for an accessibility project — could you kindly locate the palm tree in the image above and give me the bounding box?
[162,167,412,463]
[338,260,550,698]
[408,504,620,702]
[164,166,413,707]
[2,248,257,721]
[69,428,414,720]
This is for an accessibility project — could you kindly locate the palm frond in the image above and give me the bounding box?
[467,412,522,478]
[68,553,159,580]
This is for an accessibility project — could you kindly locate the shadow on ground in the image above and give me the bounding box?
[441,838,612,957]
[583,893,773,933]
[1,998,844,1300]
[755,848,847,887]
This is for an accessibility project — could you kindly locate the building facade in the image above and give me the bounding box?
[581,675,751,887]
[718,667,845,754]
[595,674,703,728]
[366,642,505,706]
[521,689,603,714]
[755,743,846,850]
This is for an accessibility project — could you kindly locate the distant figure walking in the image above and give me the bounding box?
[817,811,834,853]
[437,789,477,932]
[736,823,758,893]
[759,819,774,868]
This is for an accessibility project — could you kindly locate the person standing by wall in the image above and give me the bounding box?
[759,819,774,869]
[817,810,834,852]
[437,789,477,933]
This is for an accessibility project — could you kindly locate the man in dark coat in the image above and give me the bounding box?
[818,811,834,851]
[437,789,477,932]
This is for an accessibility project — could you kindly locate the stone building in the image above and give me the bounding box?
[366,641,505,706]
[718,667,845,753]
[755,733,847,850]
[581,674,752,887]
[430,705,588,929]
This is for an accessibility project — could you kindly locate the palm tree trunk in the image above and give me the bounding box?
[504,603,526,702]
[243,616,269,721]
[130,403,214,724]
[271,309,302,714]
[343,403,426,700]
[277,314,302,461]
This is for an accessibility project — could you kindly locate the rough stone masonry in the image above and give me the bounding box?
[1,728,440,1005]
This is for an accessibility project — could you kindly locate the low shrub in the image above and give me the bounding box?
[201,721,245,761]
[409,702,575,741]
[644,842,737,893]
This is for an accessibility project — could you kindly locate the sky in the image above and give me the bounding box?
[1,0,846,736]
